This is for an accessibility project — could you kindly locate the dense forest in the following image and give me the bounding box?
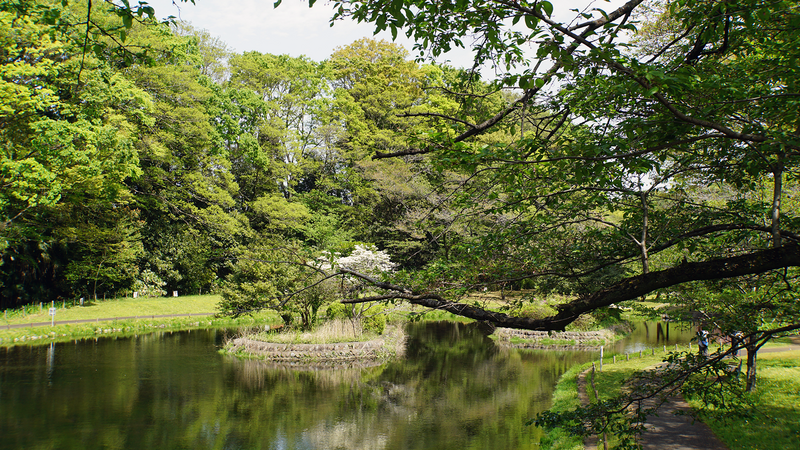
[0,1,480,308]
[3,0,800,346]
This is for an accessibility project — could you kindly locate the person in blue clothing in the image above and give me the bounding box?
[697,328,709,357]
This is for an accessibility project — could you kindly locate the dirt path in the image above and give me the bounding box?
[578,343,800,449]
[576,368,601,450]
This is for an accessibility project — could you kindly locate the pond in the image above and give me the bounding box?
[613,320,696,354]
[0,321,689,450]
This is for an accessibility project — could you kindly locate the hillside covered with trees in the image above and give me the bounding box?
[1,1,473,311]
[3,0,800,347]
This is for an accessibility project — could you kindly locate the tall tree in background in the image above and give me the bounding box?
[311,0,800,333]
[122,15,245,296]
[0,0,149,305]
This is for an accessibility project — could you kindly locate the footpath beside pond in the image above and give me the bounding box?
[578,339,800,450]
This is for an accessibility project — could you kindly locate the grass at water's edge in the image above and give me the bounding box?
[0,294,281,347]
[544,345,800,450]
[221,323,407,364]
[1,294,223,324]
[536,362,592,450]
[0,313,280,347]
[686,350,800,450]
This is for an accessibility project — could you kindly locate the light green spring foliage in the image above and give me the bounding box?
[1,1,154,300]
[0,7,146,223]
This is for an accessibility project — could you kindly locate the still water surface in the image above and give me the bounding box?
[0,321,690,450]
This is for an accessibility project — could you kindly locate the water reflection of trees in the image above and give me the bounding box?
[2,324,595,450]
[219,321,595,450]
[227,358,383,390]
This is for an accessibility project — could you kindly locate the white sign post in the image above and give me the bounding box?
[49,306,56,327]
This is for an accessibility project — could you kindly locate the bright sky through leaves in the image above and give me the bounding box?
[144,0,623,67]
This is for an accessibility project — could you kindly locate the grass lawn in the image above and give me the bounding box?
[536,362,591,450]
[1,294,281,346]
[1,294,222,324]
[688,349,800,450]
[578,345,800,450]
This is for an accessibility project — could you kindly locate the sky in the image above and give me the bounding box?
[143,0,627,69]
[144,0,474,67]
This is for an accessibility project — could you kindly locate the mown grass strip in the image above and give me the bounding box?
[687,350,800,450]
[0,295,281,346]
[536,362,592,450]
[1,294,222,325]
[0,313,280,347]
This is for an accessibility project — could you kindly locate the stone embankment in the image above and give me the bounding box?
[226,327,406,365]
[229,338,386,361]
[494,328,612,350]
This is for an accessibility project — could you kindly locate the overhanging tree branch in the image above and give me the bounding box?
[336,244,800,331]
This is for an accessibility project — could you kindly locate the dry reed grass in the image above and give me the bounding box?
[254,319,377,344]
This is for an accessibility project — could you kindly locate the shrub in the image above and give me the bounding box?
[362,313,386,335]
[325,302,350,321]
[133,270,166,297]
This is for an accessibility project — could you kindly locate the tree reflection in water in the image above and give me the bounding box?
[1,322,596,450]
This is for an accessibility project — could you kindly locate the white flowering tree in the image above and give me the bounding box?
[318,244,397,331]
[333,244,397,275]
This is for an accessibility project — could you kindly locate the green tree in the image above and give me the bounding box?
[300,0,800,442]
[321,39,469,266]
[123,19,245,294]
[308,0,800,332]
[1,0,150,305]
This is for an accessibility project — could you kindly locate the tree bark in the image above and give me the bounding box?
[341,243,800,331]
[745,334,758,392]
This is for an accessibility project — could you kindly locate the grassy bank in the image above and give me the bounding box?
[544,343,800,450]
[536,362,591,450]
[1,294,222,324]
[0,294,280,347]
[689,349,800,449]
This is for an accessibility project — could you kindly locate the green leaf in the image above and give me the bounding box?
[541,1,554,17]
[273,0,282,8]
[524,15,539,30]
